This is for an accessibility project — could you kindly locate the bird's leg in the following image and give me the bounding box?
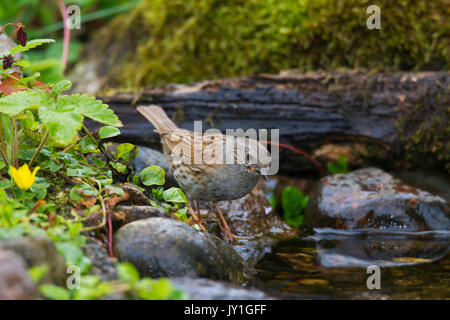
[212,202,234,243]
[188,204,208,233]
[195,200,205,224]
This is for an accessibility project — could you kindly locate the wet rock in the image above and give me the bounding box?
[82,238,117,281]
[170,277,272,300]
[216,183,299,267]
[392,169,450,202]
[134,146,178,188]
[85,204,170,231]
[117,182,151,205]
[114,217,247,284]
[0,236,66,286]
[304,168,450,231]
[0,250,37,299]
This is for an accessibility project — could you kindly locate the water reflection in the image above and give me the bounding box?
[253,230,450,299]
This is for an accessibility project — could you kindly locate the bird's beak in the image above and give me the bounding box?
[254,167,269,182]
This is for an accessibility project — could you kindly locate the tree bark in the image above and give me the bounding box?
[90,71,449,175]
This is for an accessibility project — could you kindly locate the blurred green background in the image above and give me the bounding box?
[0,0,139,83]
[1,0,448,87]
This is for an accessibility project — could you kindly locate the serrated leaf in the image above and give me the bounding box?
[0,89,50,116]
[51,80,72,95]
[39,105,83,145]
[8,39,55,55]
[21,72,41,83]
[140,165,165,186]
[57,94,122,127]
[13,59,31,68]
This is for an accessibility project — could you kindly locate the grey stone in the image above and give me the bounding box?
[114,218,247,284]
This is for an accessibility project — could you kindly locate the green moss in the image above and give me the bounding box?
[396,94,450,173]
[90,0,449,88]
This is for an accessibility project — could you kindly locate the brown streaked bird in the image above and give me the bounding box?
[137,105,271,242]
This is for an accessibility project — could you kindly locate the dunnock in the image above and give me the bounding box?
[137,105,271,242]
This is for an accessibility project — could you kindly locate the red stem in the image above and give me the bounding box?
[57,0,70,71]
[0,23,17,34]
[107,211,114,258]
[261,140,327,173]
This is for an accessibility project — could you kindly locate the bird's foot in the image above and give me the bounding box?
[212,202,236,244]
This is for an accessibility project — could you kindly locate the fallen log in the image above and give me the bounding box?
[89,71,449,175]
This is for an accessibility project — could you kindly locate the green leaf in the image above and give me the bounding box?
[136,278,174,300]
[105,185,125,196]
[78,136,98,153]
[28,265,48,283]
[0,89,50,116]
[327,155,348,174]
[281,186,308,227]
[38,105,83,146]
[39,284,71,300]
[92,157,106,168]
[51,80,72,95]
[116,143,136,162]
[163,187,188,203]
[13,59,31,68]
[67,167,95,177]
[21,109,40,131]
[55,242,91,274]
[21,72,41,83]
[98,126,121,139]
[57,94,122,127]
[8,39,55,55]
[30,183,47,200]
[42,159,63,173]
[139,165,165,186]
[110,161,127,174]
[174,207,188,222]
[152,186,164,201]
[117,262,140,285]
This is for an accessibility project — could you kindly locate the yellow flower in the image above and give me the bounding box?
[9,164,40,190]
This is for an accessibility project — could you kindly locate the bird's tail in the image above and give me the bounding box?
[137,105,178,133]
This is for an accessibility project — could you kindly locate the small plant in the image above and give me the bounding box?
[327,155,349,174]
[38,262,187,300]
[0,21,190,300]
[281,186,309,227]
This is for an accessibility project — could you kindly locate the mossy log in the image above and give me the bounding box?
[90,71,449,175]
